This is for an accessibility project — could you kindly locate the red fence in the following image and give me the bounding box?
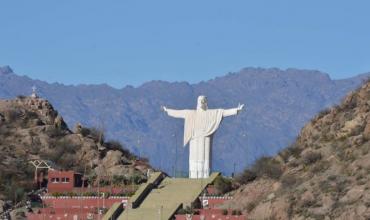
[42,197,128,209]
[175,209,246,220]
[27,197,128,220]
[27,212,103,220]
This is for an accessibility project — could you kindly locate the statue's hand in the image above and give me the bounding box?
[237,103,244,111]
[161,106,167,112]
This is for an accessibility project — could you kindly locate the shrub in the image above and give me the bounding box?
[361,144,369,155]
[231,209,242,215]
[279,144,303,161]
[28,130,36,136]
[46,127,65,138]
[177,206,196,215]
[300,199,315,208]
[334,178,350,196]
[214,176,233,194]
[46,147,65,163]
[252,157,283,179]
[52,192,64,197]
[104,140,135,159]
[104,140,122,150]
[302,151,322,165]
[116,190,136,197]
[78,126,104,142]
[35,119,45,126]
[99,179,111,187]
[0,125,12,136]
[222,209,228,215]
[288,160,300,168]
[311,161,330,174]
[25,111,38,120]
[357,179,367,185]
[129,173,145,185]
[237,157,283,182]
[83,191,97,197]
[319,180,336,193]
[112,175,127,186]
[236,169,257,184]
[89,127,105,143]
[14,187,25,202]
[246,202,256,212]
[66,192,78,197]
[328,175,337,181]
[317,108,331,119]
[56,139,78,154]
[15,211,26,218]
[80,127,91,137]
[4,109,20,123]
[336,147,356,162]
[281,174,299,188]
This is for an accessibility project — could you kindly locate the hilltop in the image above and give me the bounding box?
[225,81,370,219]
[0,96,150,202]
[1,66,369,174]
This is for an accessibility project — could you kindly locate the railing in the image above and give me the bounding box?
[41,196,130,199]
[199,196,233,199]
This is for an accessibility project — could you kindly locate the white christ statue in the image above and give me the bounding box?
[162,96,244,178]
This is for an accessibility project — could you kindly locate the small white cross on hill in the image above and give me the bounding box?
[31,85,38,98]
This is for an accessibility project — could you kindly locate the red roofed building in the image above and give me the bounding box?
[47,170,84,193]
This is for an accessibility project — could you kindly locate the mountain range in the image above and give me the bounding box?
[0,65,369,174]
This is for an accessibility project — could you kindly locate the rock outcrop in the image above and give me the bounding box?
[227,81,370,219]
[0,96,150,201]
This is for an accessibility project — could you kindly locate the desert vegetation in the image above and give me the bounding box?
[224,81,370,219]
[0,97,150,202]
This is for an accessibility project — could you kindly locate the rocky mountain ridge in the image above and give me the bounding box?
[1,65,369,174]
[0,96,150,201]
[226,80,370,219]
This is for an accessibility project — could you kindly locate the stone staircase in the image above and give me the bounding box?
[103,172,220,220]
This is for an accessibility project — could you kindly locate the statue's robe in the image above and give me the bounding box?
[166,108,238,178]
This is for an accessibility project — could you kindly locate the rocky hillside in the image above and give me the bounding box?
[0,96,150,201]
[226,81,370,219]
[1,66,370,174]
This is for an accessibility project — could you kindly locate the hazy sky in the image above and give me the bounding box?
[1,1,370,88]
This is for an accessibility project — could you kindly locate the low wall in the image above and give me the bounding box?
[42,197,128,209]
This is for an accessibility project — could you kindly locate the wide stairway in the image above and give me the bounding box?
[104,172,219,220]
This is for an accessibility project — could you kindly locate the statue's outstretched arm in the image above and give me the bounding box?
[223,103,244,117]
[162,106,189,118]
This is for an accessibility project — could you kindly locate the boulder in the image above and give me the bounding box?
[102,150,123,168]
[340,186,364,203]
[363,121,370,140]
[0,200,4,213]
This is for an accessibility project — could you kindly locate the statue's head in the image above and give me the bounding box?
[197,95,208,110]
